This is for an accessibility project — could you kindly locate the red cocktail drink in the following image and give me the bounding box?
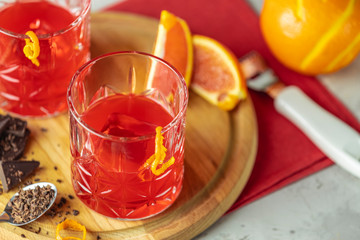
[0,0,90,117]
[68,52,188,219]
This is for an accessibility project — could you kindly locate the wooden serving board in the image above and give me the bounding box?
[0,12,258,240]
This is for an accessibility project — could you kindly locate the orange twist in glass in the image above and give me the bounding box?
[23,30,40,67]
[143,126,175,176]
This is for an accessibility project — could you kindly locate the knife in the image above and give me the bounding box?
[239,52,360,178]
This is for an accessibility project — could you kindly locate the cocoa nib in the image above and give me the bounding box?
[8,185,55,224]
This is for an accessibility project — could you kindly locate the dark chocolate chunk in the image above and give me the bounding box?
[0,160,39,192]
[6,117,27,137]
[0,129,30,161]
[68,195,74,200]
[0,114,30,161]
[21,234,26,238]
[0,115,11,135]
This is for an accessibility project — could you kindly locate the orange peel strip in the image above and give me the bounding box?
[23,30,40,67]
[56,219,86,240]
[143,126,175,176]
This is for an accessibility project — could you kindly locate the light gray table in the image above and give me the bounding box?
[92,1,360,239]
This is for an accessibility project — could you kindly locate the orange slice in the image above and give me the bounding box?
[151,10,193,86]
[190,35,247,111]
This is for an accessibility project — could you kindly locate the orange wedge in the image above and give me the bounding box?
[152,10,193,86]
[190,35,247,111]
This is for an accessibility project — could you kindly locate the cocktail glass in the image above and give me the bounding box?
[0,0,91,117]
[67,51,188,220]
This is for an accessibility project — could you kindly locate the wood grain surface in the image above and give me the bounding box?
[0,12,258,240]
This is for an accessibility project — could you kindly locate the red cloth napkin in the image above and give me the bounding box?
[105,0,360,213]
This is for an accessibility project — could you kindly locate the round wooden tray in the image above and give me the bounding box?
[0,12,258,239]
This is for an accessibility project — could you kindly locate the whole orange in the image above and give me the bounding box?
[260,0,360,75]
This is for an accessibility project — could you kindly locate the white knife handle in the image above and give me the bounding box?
[274,86,360,178]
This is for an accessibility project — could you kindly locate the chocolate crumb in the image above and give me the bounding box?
[34,178,40,182]
[72,210,79,216]
[97,236,101,240]
[65,211,70,215]
[68,195,74,200]
[45,208,56,217]
[56,197,67,208]
[56,179,62,183]
[21,234,26,238]
[54,166,58,171]
[35,227,41,234]
[40,128,48,132]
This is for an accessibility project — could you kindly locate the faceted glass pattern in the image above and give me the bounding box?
[68,52,188,219]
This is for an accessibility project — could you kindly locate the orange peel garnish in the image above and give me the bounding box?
[23,30,40,67]
[56,219,86,240]
[143,126,175,176]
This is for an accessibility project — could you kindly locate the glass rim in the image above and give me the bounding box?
[0,0,91,39]
[67,51,189,142]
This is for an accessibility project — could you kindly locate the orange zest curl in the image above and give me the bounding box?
[143,126,175,176]
[56,219,86,240]
[23,30,40,67]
